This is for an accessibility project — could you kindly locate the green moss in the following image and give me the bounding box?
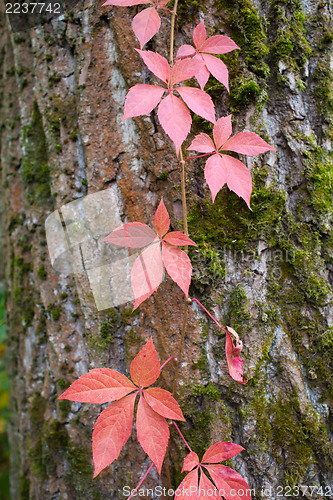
[20,101,53,207]
[37,265,47,280]
[47,303,61,321]
[190,382,221,400]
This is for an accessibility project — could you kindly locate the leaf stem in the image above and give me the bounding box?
[191,298,228,335]
[160,356,175,370]
[172,421,192,452]
[172,298,188,396]
[185,153,211,162]
[128,462,154,500]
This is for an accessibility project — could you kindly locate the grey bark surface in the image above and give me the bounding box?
[0,0,333,498]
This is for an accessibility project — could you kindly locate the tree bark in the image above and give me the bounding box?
[1,0,333,498]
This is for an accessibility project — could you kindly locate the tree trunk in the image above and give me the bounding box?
[1,0,333,498]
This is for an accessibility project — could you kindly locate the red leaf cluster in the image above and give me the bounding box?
[103,199,197,309]
[58,338,184,477]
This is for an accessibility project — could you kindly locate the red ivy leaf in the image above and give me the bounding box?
[103,200,197,308]
[58,339,183,477]
[132,7,161,49]
[130,337,161,387]
[178,445,251,500]
[188,114,275,207]
[92,393,136,477]
[144,387,185,420]
[225,328,248,385]
[58,368,136,404]
[137,394,169,474]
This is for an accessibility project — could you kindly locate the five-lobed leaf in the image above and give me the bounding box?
[188,114,275,207]
[103,199,197,309]
[58,338,184,477]
[178,443,251,500]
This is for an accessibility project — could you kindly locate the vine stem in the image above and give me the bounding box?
[169,0,179,65]
[160,356,174,370]
[128,462,154,500]
[191,298,228,335]
[172,421,192,453]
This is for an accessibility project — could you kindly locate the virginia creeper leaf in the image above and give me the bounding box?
[131,242,163,310]
[136,49,170,83]
[194,60,210,91]
[92,393,136,477]
[137,394,169,474]
[202,442,245,464]
[205,464,252,500]
[181,451,200,472]
[162,242,192,297]
[103,222,157,248]
[201,34,240,54]
[222,131,277,156]
[193,20,206,49]
[176,44,196,58]
[157,94,191,154]
[58,368,136,404]
[177,86,216,123]
[132,7,161,49]
[200,471,223,499]
[154,199,170,238]
[122,84,165,120]
[225,329,248,385]
[188,132,215,153]
[176,469,199,499]
[213,115,232,150]
[204,154,228,203]
[171,57,203,85]
[130,337,161,387]
[202,53,229,92]
[144,387,185,420]
[163,231,197,247]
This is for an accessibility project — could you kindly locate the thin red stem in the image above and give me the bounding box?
[128,463,154,500]
[185,153,211,162]
[172,421,192,452]
[191,298,228,335]
[160,356,174,370]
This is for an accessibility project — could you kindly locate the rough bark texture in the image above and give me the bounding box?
[1,0,333,498]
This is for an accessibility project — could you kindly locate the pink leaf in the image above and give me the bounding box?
[175,469,199,499]
[193,21,207,49]
[144,387,185,420]
[136,394,169,474]
[187,133,214,154]
[200,471,223,499]
[201,35,240,54]
[202,442,244,464]
[188,133,215,154]
[131,242,163,309]
[163,231,197,247]
[176,44,196,59]
[181,451,200,472]
[103,222,157,248]
[130,337,161,387]
[204,464,252,500]
[122,84,165,120]
[157,0,170,5]
[58,368,136,404]
[132,7,161,49]
[204,154,228,203]
[222,131,276,156]
[177,86,215,123]
[195,62,210,90]
[154,199,170,238]
[221,155,252,209]
[213,115,232,150]
[103,0,151,6]
[202,53,229,92]
[136,49,170,83]
[171,57,204,85]
[157,94,191,154]
[162,242,192,297]
[92,393,136,477]
[225,330,248,384]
